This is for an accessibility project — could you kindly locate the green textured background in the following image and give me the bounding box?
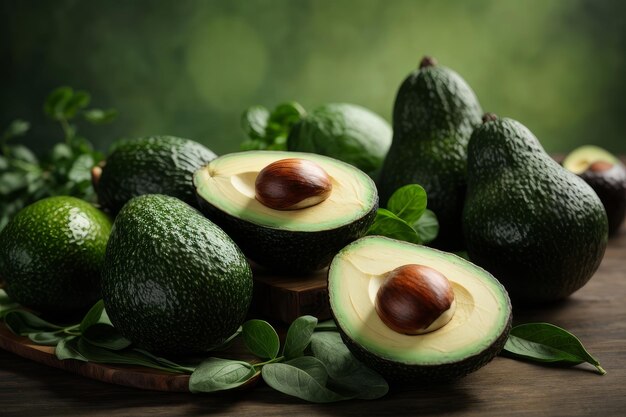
[1,0,625,155]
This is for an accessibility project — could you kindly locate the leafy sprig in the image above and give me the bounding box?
[240,102,306,151]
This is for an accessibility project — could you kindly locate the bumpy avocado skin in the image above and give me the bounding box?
[195,195,378,273]
[0,196,112,313]
[580,164,626,236]
[97,136,217,214]
[463,118,608,303]
[378,63,482,251]
[102,194,252,355]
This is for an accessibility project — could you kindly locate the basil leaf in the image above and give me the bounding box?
[242,319,280,359]
[283,315,317,359]
[56,337,87,361]
[79,300,105,333]
[413,208,439,244]
[388,184,427,224]
[262,362,350,403]
[315,320,337,332]
[28,331,65,346]
[502,323,606,375]
[367,208,420,243]
[267,102,305,133]
[82,323,131,350]
[284,356,329,386]
[4,310,63,334]
[189,358,256,393]
[310,332,389,400]
[241,105,270,140]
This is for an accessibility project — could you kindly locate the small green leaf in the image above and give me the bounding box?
[310,332,389,400]
[387,184,427,224]
[502,323,606,375]
[367,208,420,243]
[28,331,65,346]
[262,362,350,403]
[56,337,87,361]
[82,323,131,350]
[4,310,63,335]
[242,319,280,359]
[285,356,329,386]
[2,119,30,140]
[83,108,118,125]
[79,300,105,333]
[0,172,28,195]
[133,349,195,373]
[68,153,95,183]
[413,209,439,244]
[63,90,91,119]
[189,358,256,393]
[0,290,19,316]
[9,145,38,164]
[241,105,270,140]
[268,102,306,129]
[283,315,317,359]
[44,87,74,120]
[51,143,73,161]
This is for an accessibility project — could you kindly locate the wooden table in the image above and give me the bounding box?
[1,229,624,417]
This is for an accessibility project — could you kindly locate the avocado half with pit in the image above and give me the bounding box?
[194,151,378,272]
[329,236,512,381]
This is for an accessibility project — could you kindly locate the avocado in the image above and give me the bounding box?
[563,145,626,236]
[463,115,608,303]
[0,196,111,313]
[102,194,252,355]
[378,57,483,251]
[287,103,392,179]
[328,236,511,381]
[95,136,217,214]
[194,151,378,273]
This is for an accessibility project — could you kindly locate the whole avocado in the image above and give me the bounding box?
[463,115,608,303]
[0,196,111,313]
[102,194,252,355]
[378,57,482,250]
[95,136,217,214]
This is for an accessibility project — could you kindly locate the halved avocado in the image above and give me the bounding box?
[329,236,512,382]
[563,145,626,235]
[194,151,378,272]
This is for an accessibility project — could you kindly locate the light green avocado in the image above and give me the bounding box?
[328,236,511,381]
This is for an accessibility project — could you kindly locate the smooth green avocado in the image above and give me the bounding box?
[102,194,252,355]
[287,103,392,179]
[563,145,626,236]
[0,196,112,313]
[378,56,482,251]
[463,116,608,303]
[328,236,511,381]
[95,136,217,214]
[194,151,378,273]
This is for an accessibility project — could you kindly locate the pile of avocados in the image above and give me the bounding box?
[0,54,620,387]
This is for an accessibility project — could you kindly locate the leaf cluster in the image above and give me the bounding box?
[0,87,117,230]
[240,102,306,151]
[367,184,439,244]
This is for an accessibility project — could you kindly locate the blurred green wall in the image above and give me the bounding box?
[1,0,625,155]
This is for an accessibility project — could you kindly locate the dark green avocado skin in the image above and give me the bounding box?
[102,194,252,355]
[336,312,511,382]
[97,136,217,214]
[195,195,378,273]
[0,196,111,313]
[463,118,608,303]
[378,63,482,251]
[580,164,626,236]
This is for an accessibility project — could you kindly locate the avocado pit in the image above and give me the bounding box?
[375,264,456,335]
[255,158,332,210]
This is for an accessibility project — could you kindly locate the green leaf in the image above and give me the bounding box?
[413,209,439,244]
[387,184,427,224]
[268,102,306,129]
[56,337,88,361]
[28,331,65,346]
[63,90,91,119]
[262,362,350,403]
[133,349,195,373]
[241,105,270,140]
[0,172,28,195]
[206,326,242,352]
[284,356,329,386]
[315,320,338,332]
[310,332,389,400]
[82,323,131,350]
[283,315,317,359]
[79,300,105,333]
[189,358,256,393]
[83,108,118,125]
[51,143,73,161]
[9,145,38,164]
[2,119,30,140]
[0,290,19,316]
[242,319,280,359]
[367,208,420,243]
[4,310,63,335]
[44,87,74,120]
[502,323,606,375]
[68,153,95,183]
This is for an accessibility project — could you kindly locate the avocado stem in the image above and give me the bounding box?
[419,56,438,69]
[482,113,498,123]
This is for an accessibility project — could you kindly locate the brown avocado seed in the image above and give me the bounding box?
[375,264,456,335]
[588,160,614,173]
[255,158,333,210]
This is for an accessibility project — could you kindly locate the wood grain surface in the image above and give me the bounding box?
[1,229,625,416]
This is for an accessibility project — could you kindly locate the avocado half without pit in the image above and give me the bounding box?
[329,236,512,382]
[193,151,378,273]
